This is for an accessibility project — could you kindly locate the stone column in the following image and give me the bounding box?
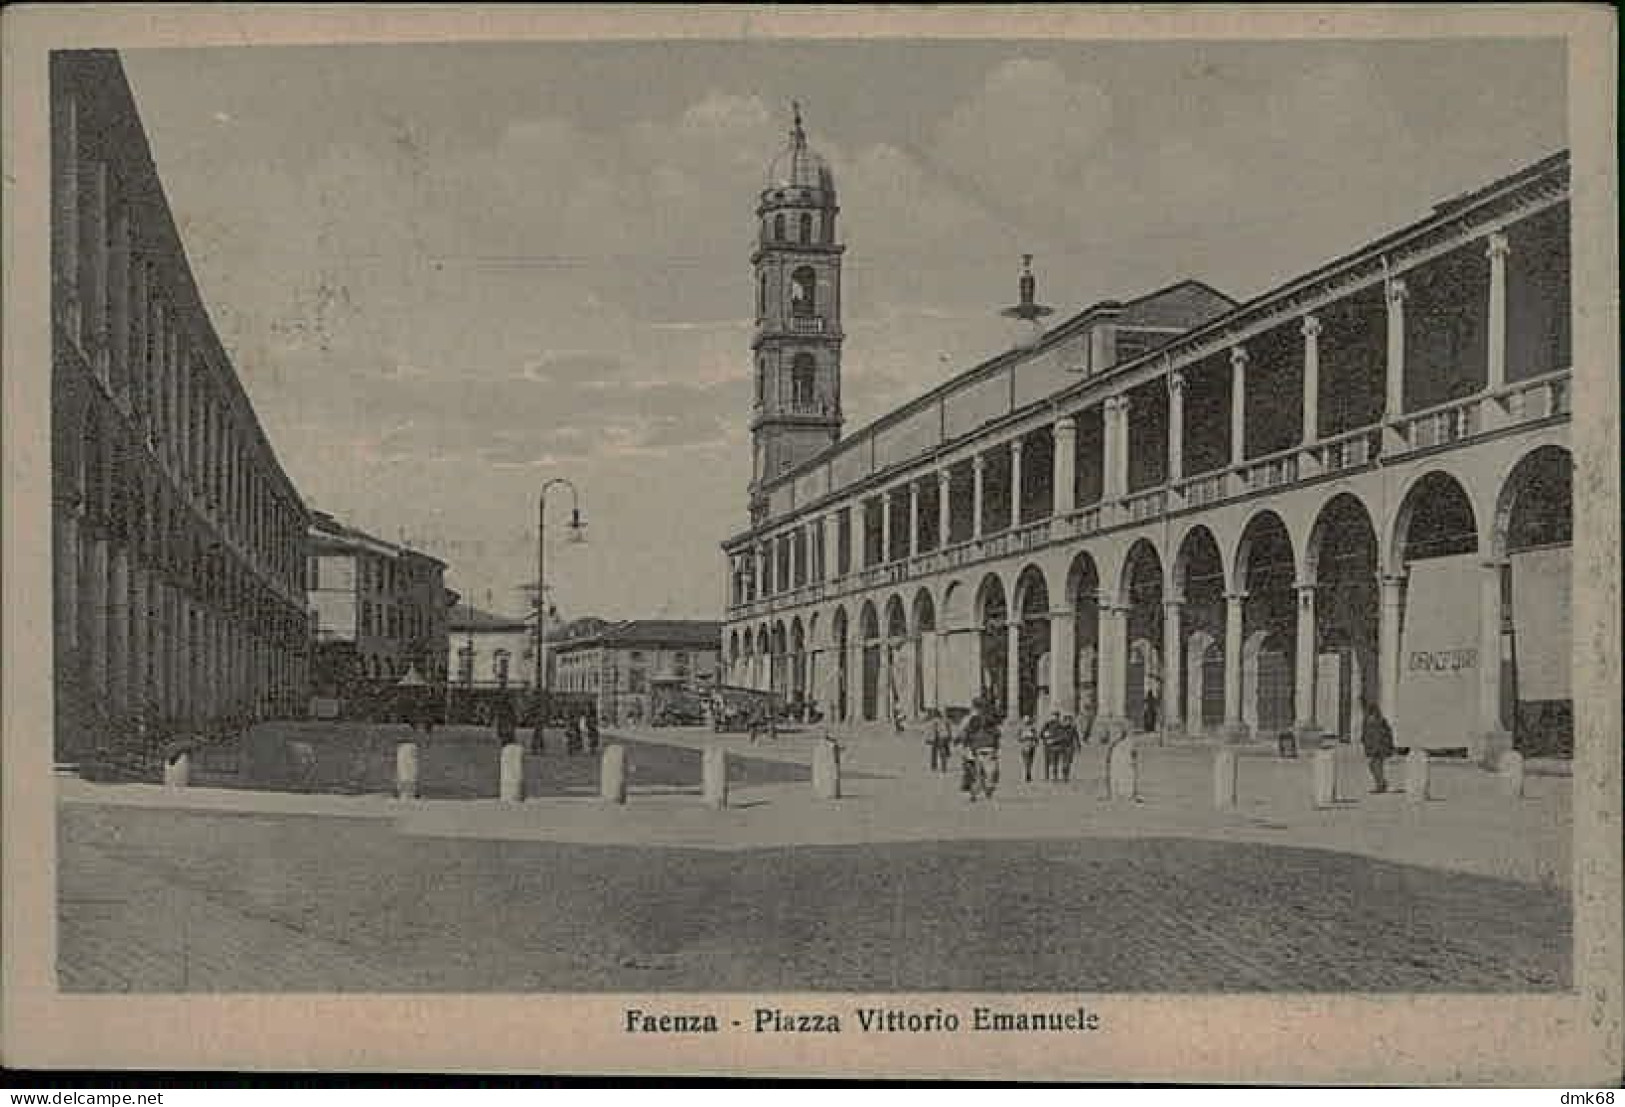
[937,469,953,547]
[1479,559,1509,749]
[1293,581,1320,740]
[1101,398,1119,500]
[84,162,109,377]
[107,546,130,717]
[880,490,893,564]
[1009,439,1024,529]
[1005,619,1022,720]
[971,455,986,540]
[822,513,837,581]
[1384,278,1408,445]
[1222,591,1247,741]
[1301,316,1322,443]
[1052,415,1076,517]
[1378,573,1406,719]
[908,481,920,559]
[1161,598,1183,734]
[1166,372,1185,485]
[1486,232,1510,394]
[129,567,149,718]
[85,534,109,702]
[110,208,131,392]
[52,91,80,327]
[1229,346,1248,469]
[850,502,865,573]
[1098,604,1128,736]
[54,506,80,657]
[1048,610,1076,718]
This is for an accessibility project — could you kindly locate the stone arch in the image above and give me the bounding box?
[974,572,1010,715]
[910,587,939,715]
[790,616,807,705]
[1389,469,1480,573]
[1012,564,1052,720]
[858,599,882,722]
[1173,525,1225,734]
[1120,539,1165,729]
[1234,510,1298,739]
[829,605,851,722]
[1492,444,1572,558]
[939,578,968,630]
[1064,551,1102,723]
[1306,492,1380,742]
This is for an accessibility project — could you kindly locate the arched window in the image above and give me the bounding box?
[758,272,767,319]
[799,212,812,244]
[755,357,767,406]
[792,353,817,408]
[493,649,511,687]
[773,213,785,241]
[790,267,816,317]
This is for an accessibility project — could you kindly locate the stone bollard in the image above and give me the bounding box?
[701,746,729,809]
[395,740,419,800]
[600,744,627,804]
[1404,748,1431,803]
[812,739,841,800]
[1213,747,1238,808]
[1107,736,1139,800]
[1311,747,1338,808]
[1499,750,1526,798]
[163,750,191,789]
[499,741,525,802]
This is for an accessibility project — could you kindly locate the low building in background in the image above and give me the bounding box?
[305,510,455,719]
[553,620,723,725]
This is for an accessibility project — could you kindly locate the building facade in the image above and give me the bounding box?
[554,621,723,725]
[306,511,454,709]
[52,51,311,760]
[447,606,533,692]
[722,138,1573,757]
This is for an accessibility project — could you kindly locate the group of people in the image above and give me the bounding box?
[924,699,1092,802]
[486,697,600,756]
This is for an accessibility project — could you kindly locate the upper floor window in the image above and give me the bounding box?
[791,353,817,407]
[773,213,785,241]
[798,213,812,244]
[493,649,511,686]
[790,267,816,317]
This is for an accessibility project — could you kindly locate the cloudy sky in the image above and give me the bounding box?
[120,37,1564,620]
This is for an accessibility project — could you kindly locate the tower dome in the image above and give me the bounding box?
[763,102,836,199]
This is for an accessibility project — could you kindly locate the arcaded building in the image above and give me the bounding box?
[51,52,311,758]
[722,115,1572,756]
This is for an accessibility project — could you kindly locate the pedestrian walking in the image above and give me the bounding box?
[925,709,948,772]
[1361,699,1396,793]
[1141,687,1160,736]
[1040,710,1066,782]
[1019,715,1040,782]
[492,696,517,746]
[1058,713,1082,782]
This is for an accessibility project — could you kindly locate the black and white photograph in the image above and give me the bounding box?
[3,3,1619,1083]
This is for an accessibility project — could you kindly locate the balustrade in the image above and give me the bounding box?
[726,368,1571,618]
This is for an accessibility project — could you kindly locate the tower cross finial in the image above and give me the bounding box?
[791,100,805,145]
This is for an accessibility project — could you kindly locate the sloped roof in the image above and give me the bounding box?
[555,619,723,652]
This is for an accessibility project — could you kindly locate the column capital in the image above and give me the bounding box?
[972,453,986,473]
[937,467,952,487]
[1162,596,1185,611]
[1009,437,1023,457]
[1224,590,1248,604]
[1481,557,1510,572]
[1168,368,1186,396]
[1230,345,1249,370]
[1379,572,1407,589]
[1386,276,1408,305]
[1053,412,1077,434]
[1486,231,1511,261]
[1294,578,1318,595]
[1300,314,1322,339]
[881,487,893,504]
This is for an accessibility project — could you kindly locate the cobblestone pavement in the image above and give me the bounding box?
[58,803,1569,993]
[57,721,1572,992]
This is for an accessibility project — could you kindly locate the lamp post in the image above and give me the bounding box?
[532,478,587,750]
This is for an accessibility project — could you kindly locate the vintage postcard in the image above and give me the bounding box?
[2,3,1619,1083]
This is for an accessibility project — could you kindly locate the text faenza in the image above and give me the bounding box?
[625,1009,720,1033]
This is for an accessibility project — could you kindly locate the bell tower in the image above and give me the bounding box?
[749,103,843,523]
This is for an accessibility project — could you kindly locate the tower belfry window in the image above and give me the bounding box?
[799,213,812,244]
[791,266,816,316]
[792,353,817,407]
[773,213,785,241]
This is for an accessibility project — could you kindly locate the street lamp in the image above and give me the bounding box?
[532,478,587,750]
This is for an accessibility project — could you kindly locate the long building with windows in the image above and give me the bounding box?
[51,51,311,759]
[722,113,1572,757]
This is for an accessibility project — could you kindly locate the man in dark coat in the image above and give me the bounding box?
[1361,700,1396,793]
[493,696,517,746]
